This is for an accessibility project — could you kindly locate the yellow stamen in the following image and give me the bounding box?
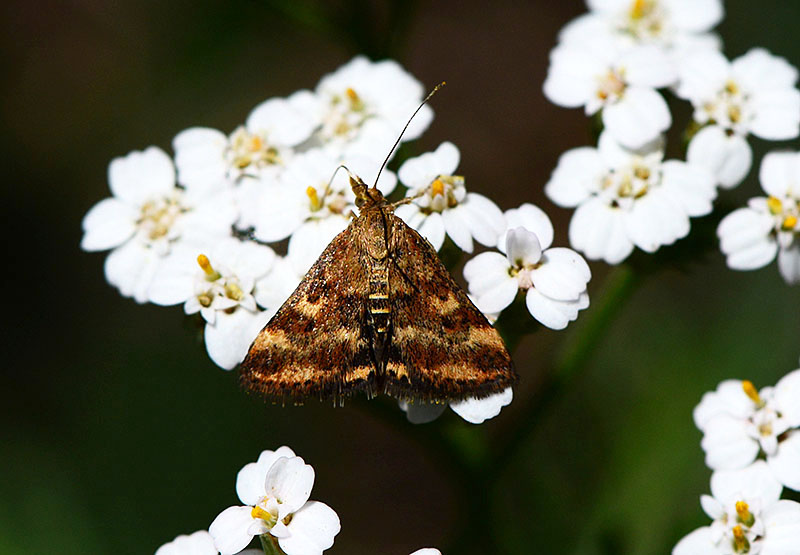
[630,0,646,19]
[782,214,798,230]
[736,501,755,527]
[725,80,740,95]
[728,105,741,123]
[345,87,358,101]
[197,254,221,281]
[251,505,277,528]
[225,282,244,301]
[249,135,264,152]
[307,186,322,211]
[767,196,783,215]
[197,292,213,307]
[742,380,761,404]
[732,525,749,552]
[431,178,445,197]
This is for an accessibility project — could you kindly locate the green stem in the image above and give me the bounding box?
[259,533,285,555]
[491,263,640,473]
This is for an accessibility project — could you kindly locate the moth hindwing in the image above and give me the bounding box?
[240,174,516,404]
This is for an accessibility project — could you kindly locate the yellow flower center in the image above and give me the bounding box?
[735,501,755,527]
[732,524,750,553]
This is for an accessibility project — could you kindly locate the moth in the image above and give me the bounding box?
[241,87,517,404]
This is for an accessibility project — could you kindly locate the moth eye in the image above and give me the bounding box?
[355,197,366,208]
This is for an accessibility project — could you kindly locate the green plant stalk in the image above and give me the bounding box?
[491,263,640,473]
[260,533,285,555]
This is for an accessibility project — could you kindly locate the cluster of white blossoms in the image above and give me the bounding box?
[542,0,800,278]
[154,446,443,555]
[673,363,800,553]
[82,55,594,425]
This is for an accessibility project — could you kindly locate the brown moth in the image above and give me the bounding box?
[240,86,516,404]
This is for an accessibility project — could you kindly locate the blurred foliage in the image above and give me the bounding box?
[2,1,800,554]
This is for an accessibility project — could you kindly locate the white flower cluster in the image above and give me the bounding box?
[673,363,800,553]
[156,446,340,555]
[543,1,800,273]
[81,56,431,371]
[153,445,444,555]
[82,56,595,425]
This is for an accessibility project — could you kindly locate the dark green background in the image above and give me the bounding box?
[3,1,799,553]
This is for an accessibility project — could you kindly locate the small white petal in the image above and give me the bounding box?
[622,45,677,88]
[475,276,518,316]
[265,457,315,518]
[602,87,671,149]
[569,198,633,264]
[277,501,340,555]
[172,127,229,192]
[693,380,755,430]
[506,227,542,267]
[108,146,176,205]
[80,198,137,251]
[204,309,271,370]
[399,400,448,424]
[768,432,800,491]
[544,147,604,208]
[624,189,689,252]
[749,88,800,141]
[671,526,716,555]
[409,550,442,555]
[462,193,506,247]
[778,243,800,284]
[525,289,588,330]
[450,387,513,424]
[759,151,800,198]
[659,160,717,217]
[442,206,475,253]
[710,460,782,506]
[209,506,256,555]
[701,415,759,470]
[700,494,725,520]
[155,530,217,555]
[687,126,752,189]
[236,446,298,506]
[416,212,446,252]
[463,251,515,297]
[500,203,555,252]
[717,208,778,270]
[104,240,160,304]
[532,248,591,301]
[773,370,800,426]
[760,499,800,552]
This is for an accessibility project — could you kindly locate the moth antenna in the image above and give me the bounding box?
[330,164,370,205]
[372,81,446,189]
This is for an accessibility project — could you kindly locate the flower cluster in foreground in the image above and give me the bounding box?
[673,361,800,553]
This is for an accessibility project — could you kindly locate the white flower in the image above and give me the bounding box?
[560,0,723,62]
[253,256,304,315]
[155,530,218,555]
[694,369,800,490]
[544,32,675,149]
[409,550,442,555]
[464,224,591,331]
[399,387,513,425]
[209,448,340,555]
[546,132,716,264]
[717,151,800,284]
[81,146,237,303]
[679,48,800,188]
[302,56,433,145]
[395,142,505,253]
[172,91,317,192]
[673,461,800,555]
[247,147,396,274]
[148,238,276,370]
